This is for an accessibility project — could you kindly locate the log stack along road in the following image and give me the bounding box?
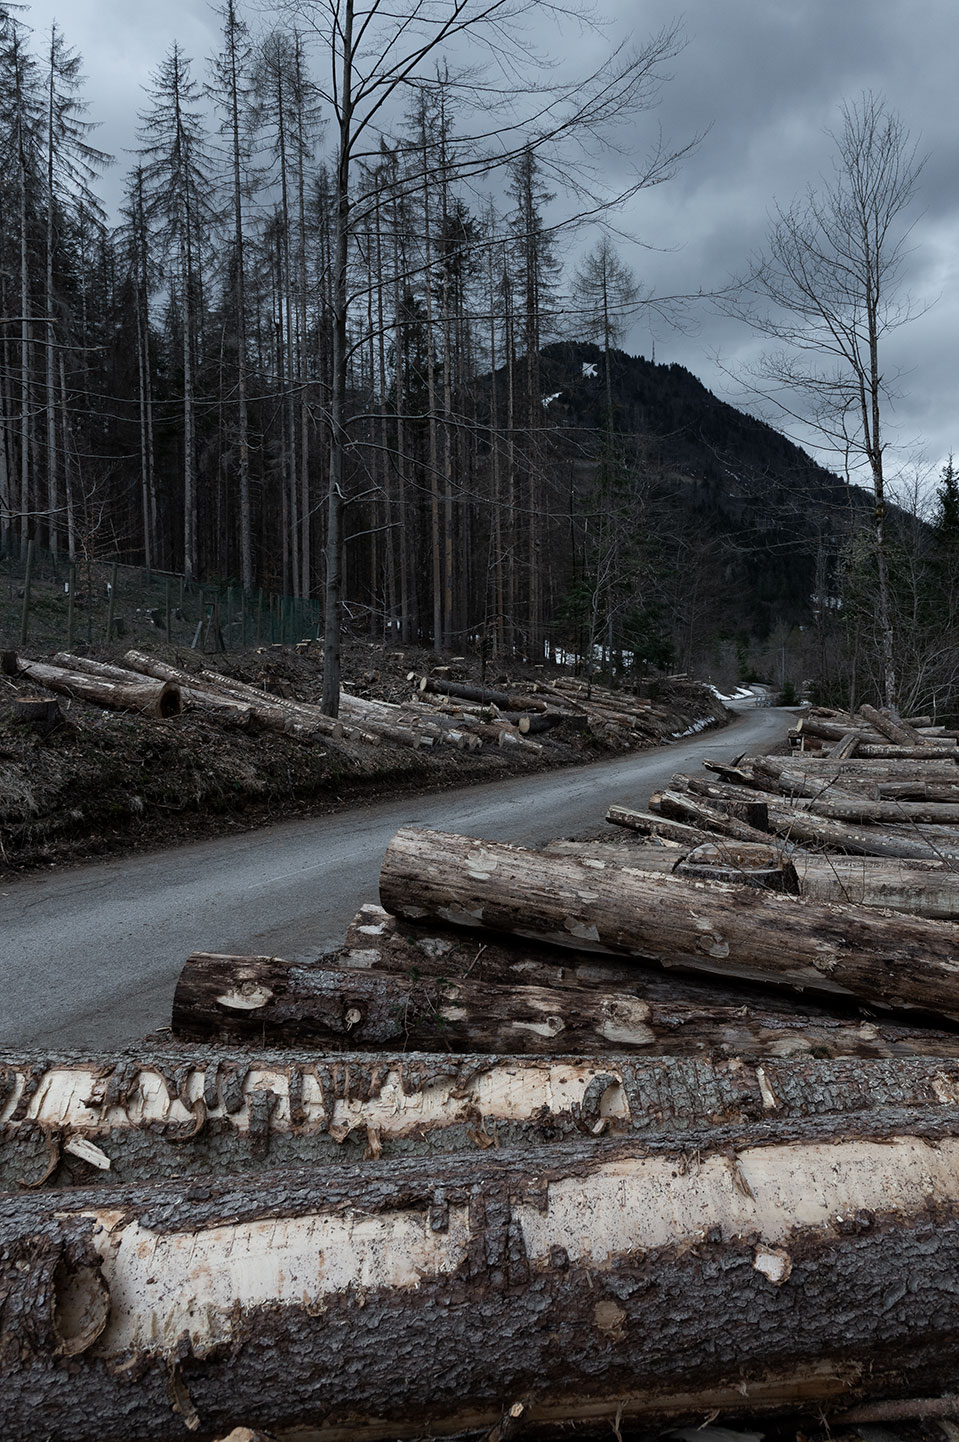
[0,698,782,1051]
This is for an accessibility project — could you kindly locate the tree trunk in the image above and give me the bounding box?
[379,826,959,1019]
[8,1047,959,1194]
[337,905,959,1059]
[172,954,670,1054]
[550,841,959,922]
[653,780,959,863]
[10,1111,959,1440]
[606,805,715,847]
[3,655,180,718]
[418,675,548,712]
[54,652,253,727]
[648,790,777,846]
[751,754,959,780]
[858,703,924,746]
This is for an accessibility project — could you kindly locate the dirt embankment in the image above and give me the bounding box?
[0,640,728,873]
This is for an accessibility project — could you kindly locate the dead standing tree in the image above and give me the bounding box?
[729,93,925,714]
[283,0,689,714]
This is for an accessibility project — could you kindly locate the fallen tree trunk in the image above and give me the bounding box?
[10,1110,959,1440]
[13,1047,959,1191]
[60,652,254,727]
[606,804,715,847]
[379,827,959,1019]
[172,954,682,1053]
[858,703,924,747]
[417,675,547,712]
[856,743,959,759]
[339,904,959,1054]
[753,769,959,825]
[174,943,959,1063]
[649,789,779,845]
[795,855,959,918]
[123,651,332,738]
[2,654,180,718]
[197,669,385,745]
[751,754,959,780]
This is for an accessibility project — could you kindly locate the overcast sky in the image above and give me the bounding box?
[17,0,959,495]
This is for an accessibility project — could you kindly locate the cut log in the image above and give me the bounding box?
[197,669,387,745]
[418,675,548,712]
[11,1111,959,1440]
[339,904,959,1056]
[379,826,959,1019]
[3,654,180,718]
[649,789,777,845]
[857,743,959,758]
[858,703,924,746]
[16,1048,959,1192]
[877,781,959,802]
[461,721,543,752]
[750,754,959,779]
[828,730,862,758]
[606,805,714,847]
[798,715,884,743]
[60,651,254,727]
[545,840,684,868]
[172,954,685,1053]
[759,769,959,825]
[675,840,799,893]
[795,855,959,919]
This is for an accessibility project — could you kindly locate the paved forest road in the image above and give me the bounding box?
[1,705,787,1050]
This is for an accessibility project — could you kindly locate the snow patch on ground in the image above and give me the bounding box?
[670,716,718,739]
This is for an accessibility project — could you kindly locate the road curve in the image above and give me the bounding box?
[0,704,787,1050]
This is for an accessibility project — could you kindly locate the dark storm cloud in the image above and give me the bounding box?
[22,0,959,482]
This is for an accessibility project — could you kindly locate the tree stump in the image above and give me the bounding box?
[675,840,800,893]
[10,694,61,732]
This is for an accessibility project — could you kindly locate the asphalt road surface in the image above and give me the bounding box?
[1,702,787,1051]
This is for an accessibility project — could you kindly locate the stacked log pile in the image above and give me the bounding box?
[9,703,959,1439]
[1,650,722,756]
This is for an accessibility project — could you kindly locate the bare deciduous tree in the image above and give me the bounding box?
[731,92,925,711]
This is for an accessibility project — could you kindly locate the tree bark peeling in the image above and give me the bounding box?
[6,1112,959,1440]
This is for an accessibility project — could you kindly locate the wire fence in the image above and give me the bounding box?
[0,543,324,654]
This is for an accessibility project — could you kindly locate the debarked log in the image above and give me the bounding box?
[378,827,959,1020]
[12,1047,959,1190]
[2,654,180,718]
[9,1111,959,1441]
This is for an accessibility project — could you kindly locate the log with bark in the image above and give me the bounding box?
[416,674,548,712]
[197,669,386,745]
[752,754,959,780]
[14,1047,959,1191]
[379,826,959,1019]
[10,1109,959,1440]
[2,653,180,718]
[59,651,254,728]
[858,703,925,747]
[171,954,695,1054]
[605,804,715,847]
[659,781,959,862]
[342,909,959,1058]
[685,766,959,827]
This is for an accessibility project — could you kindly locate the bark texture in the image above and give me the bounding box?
[10,1047,959,1189]
[7,1111,959,1440]
[3,654,180,718]
[379,827,959,1019]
